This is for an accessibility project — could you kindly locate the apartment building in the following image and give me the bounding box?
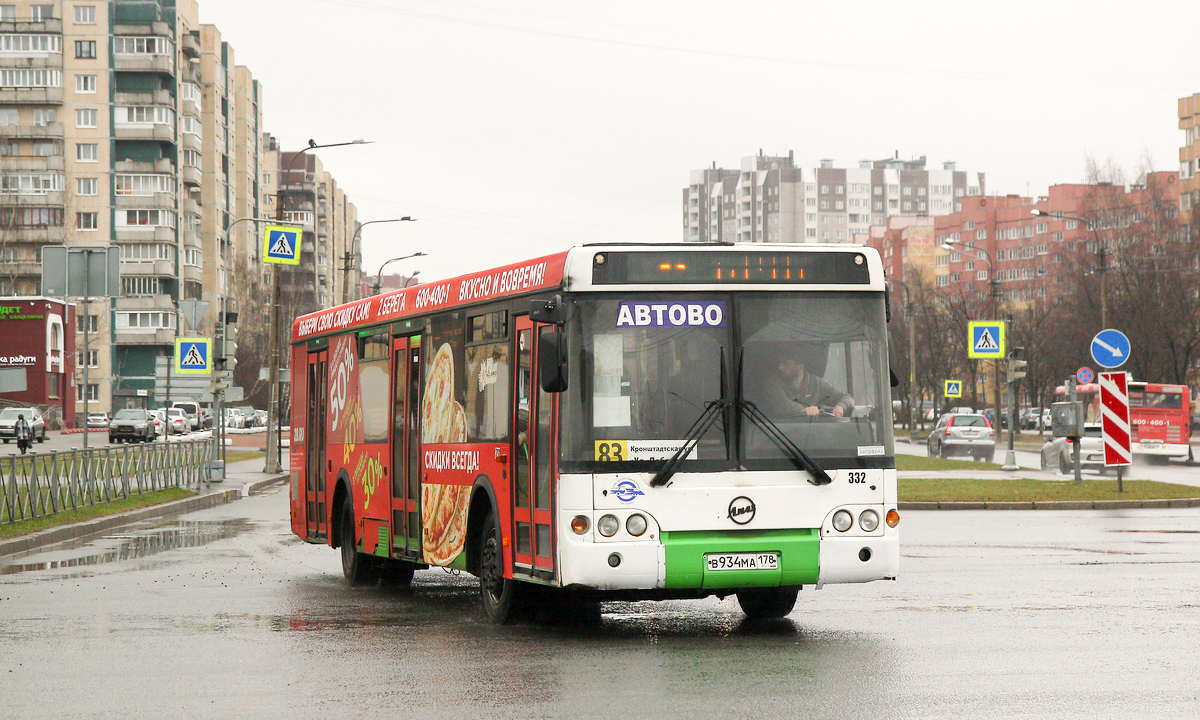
[1180,92,1200,227]
[0,0,272,415]
[684,151,985,245]
[869,173,1180,310]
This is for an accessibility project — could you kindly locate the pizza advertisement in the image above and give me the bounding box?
[420,313,470,566]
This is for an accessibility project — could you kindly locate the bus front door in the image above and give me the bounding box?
[390,335,423,559]
[513,317,557,579]
[304,350,329,541]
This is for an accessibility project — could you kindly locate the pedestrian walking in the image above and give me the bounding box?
[15,414,32,455]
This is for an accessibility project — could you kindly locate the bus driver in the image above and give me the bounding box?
[760,349,854,419]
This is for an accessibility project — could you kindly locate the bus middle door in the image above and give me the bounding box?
[513,316,557,580]
[304,349,329,540]
[390,335,423,559]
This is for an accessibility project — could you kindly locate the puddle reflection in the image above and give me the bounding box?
[0,519,254,576]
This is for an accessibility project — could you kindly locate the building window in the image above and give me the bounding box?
[116,311,175,330]
[32,108,55,125]
[120,209,176,228]
[76,177,97,196]
[74,5,95,24]
[0,6,14,21]
[82,314,98,333]
[76,383,99,402]
[75,40,96,59]
[76,143,97,162]
[30,5,53,20]
[75,108,97,128]
[0,68,61,87]
[75,74,96,93]
[78,349,99,368]
[76,211,98,230]
[121,277,162,296]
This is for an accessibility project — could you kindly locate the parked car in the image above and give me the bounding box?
[147,409,166,438]
[224,408,247,429]
[927,412,995,461]
[171,401,203,431]
[254,410,268,428]
[0,407,47,444]
[164,407,189,435]
[86,412,111,429]
[232,406,258,428]
[108,409,158,443]
[1021,408,1044,430]
[1040,424,1106,474]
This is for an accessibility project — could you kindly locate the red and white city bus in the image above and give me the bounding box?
[289,244,899,622]
[1057,381,1192,461]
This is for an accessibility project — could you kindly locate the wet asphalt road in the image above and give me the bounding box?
[2,486,1198,719]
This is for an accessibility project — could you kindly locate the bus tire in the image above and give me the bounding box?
[737,587,799,620]
[379,559,416,588]
[479,511,519,624]
[340,501,381,587]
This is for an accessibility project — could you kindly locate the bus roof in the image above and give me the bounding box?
[291,243,884,342]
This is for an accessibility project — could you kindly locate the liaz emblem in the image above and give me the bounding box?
[611,479,645,503]
[728,496,756,525]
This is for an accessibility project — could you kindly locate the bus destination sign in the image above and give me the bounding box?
[591,250,872,285]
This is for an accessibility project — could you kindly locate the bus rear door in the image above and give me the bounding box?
[304,350,329,540]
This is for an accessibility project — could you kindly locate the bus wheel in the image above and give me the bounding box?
[479,512,518,623]
[339,502,381,587]
[379,559,416,588]
[736,587,799,619]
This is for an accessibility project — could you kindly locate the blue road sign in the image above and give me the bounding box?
[944,380,962,398]
[262,225,302,265]
[968,321,1005,359]
[1076,366,1095,384]
[175,336,212,375]
[1090,329,1131,369]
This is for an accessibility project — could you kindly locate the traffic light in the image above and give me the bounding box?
[1007,347,1027,384]
[211,320,237,393]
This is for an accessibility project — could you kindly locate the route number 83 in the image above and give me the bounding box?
[595,441,627,461]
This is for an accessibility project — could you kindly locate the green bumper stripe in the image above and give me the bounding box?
[662,529,820,589]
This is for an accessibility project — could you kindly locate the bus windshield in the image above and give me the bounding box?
[560,292,893,472]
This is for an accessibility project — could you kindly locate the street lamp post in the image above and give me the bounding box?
[941,238,1006,462]
[343,217,417,303]
[1032,209,1105,327]
[213,216,274,475]
[373,252,427,295]
[264,138,373,475]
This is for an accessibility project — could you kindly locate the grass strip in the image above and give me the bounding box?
[0,488,195,541]
[223,450,265,464]
[899,477,1199,503]
[897,455,1004,471]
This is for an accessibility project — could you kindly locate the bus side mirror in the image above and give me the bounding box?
[529,295,565,325]
[538,330,568,393]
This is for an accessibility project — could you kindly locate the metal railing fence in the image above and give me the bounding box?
[2,439,214,524]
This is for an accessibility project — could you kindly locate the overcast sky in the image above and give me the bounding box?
[201,0,1200,283]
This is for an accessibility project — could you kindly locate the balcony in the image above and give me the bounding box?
[0,19,63,33]
[0,86,63,104]
[0,52,63,69]
[181,32,200,58]
[115,190,175,209]
[114,89,173,106]
[281,211,313,229]
[181,263,203,284]
[3,261,43,277]
[180,131,200,152]
[113,51,174,75]
[3,155,63,171]
[180,164,201,187]
[120,258,175,277]
[0,190,64,205]
[0,121,62,138]
[115,225,175,243]
[114,122,175,144]
[115,328,176,346]
[185,196,201,216]
[114,158,175,175]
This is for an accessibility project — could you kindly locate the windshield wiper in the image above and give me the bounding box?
[738,400,832,486]
[649,349,729,488]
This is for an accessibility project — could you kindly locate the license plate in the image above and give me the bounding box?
[1141,440,1161,447]
[705,553,779,571]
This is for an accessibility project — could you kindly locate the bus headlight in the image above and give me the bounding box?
[626,513,647,537]
[858,510,880,532]
[832,510,853,532]
[597,514,619,537]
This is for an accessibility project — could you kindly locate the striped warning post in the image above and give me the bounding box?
[1098,371,1132,466]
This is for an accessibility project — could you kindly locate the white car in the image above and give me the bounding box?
[164,407,189,435]
[1041,424,1107,474]
[0,407,47,444]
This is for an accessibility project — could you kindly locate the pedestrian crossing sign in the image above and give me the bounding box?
[968,321,1005,359]
[262,224,303,265]
[175,337,212,375]
[944,380,962,398]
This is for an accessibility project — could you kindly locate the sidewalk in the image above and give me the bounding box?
[0,455,288,557]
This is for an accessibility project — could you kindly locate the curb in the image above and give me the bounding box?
[899,497,1200,511]
[0,473,288,557]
